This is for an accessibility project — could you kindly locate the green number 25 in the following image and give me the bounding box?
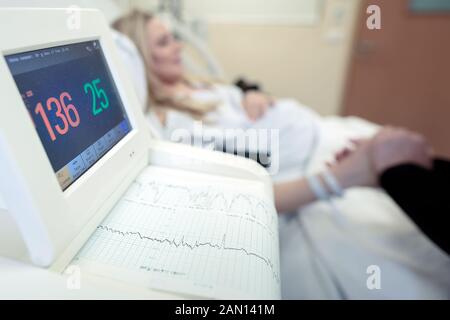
[84,78,109,116]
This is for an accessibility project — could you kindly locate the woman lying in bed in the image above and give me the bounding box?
[111,10,385,213]
[113,10,450,299]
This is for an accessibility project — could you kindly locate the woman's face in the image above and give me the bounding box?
[146,18,183,84]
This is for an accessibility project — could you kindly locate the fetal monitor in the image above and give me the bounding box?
[0,8,280,299]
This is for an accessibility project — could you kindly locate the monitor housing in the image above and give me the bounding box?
[0,8,151,267]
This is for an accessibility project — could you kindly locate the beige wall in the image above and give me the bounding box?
[206,0,362,115]
[0,0,360,115]
[130,0,362,115]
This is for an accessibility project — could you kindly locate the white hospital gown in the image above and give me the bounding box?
[147,84,321,181]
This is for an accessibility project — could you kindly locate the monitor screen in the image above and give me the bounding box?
[5,40,132,190]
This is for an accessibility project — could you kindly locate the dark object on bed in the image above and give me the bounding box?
[380,159,450,255]
[234,77,261,93]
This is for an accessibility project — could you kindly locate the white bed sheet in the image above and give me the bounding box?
[280,116,450,299]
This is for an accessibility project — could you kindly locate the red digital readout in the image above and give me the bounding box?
[34,91,80,141]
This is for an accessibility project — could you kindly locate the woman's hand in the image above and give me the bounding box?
[329,127,433,189]
[371,127,433,174]
[242,91,274,121]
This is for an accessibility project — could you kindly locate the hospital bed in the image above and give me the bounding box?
[280,116,450,299]
[162,13,226,80]
[112,17,450,299]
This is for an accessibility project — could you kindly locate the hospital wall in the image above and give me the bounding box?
[131,0,362,116]
[2,0,361,116]
[206,1,362,116]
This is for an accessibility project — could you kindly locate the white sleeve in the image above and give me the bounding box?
[212,84,245,113]
[206,84,251,128]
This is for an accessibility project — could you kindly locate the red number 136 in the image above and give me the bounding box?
[35,92,80,141]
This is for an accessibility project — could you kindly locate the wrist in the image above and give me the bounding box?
[307,169,345,202]
[322,170,345,197]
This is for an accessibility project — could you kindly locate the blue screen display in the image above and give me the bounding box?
[5,40,132,190]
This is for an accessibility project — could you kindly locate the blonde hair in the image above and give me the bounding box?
[112,10,217,117]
